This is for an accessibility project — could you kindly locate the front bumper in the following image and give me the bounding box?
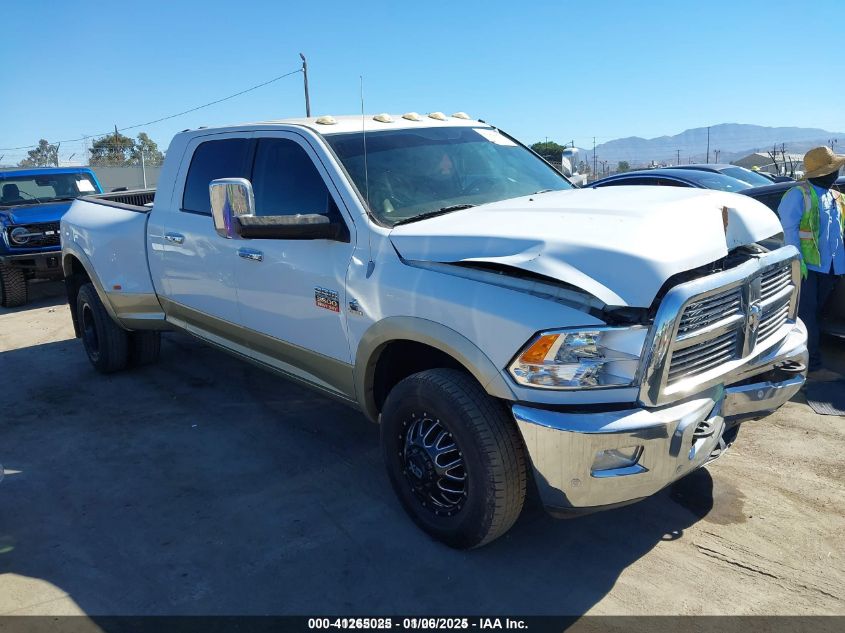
[0,250,62,276]
[512,321,807,516]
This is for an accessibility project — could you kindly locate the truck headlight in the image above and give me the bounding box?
[508,327,646,389]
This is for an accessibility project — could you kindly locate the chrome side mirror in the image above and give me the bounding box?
[209,178,255,239]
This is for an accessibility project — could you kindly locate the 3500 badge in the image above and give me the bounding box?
[315,287,340,313]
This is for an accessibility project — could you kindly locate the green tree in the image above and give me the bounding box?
[18,139,59,167]
[89,132,135,166]
[128,132,165,167]
[531,141,568,162]
[617,160,630,173]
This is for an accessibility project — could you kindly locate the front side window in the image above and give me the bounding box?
[325,126,571,226]
[182,138,251,213]
[251,139,336,217]
[0,173,100,206]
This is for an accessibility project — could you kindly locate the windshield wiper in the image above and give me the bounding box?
[44,196,77,202]
[2,199,41,206]
[393,204,475,226]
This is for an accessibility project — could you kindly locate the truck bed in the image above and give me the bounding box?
[80,188,156,211]
[61,191,161,314]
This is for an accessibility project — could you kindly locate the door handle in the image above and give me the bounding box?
[238,248,263,262]
[164,232,185,245]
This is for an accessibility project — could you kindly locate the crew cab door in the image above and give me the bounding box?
[156,133,253,327]
[233,133,356,394]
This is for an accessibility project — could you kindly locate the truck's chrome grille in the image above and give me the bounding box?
[664,258,797,388]
[676,287,742,335]
[639,249,800,408]
[668,330,740,383]
[761,264,792,301]
[759,302,789,342]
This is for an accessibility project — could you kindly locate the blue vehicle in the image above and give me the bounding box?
[0,167,103,307]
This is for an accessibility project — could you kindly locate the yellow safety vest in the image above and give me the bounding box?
[794,182,845,278]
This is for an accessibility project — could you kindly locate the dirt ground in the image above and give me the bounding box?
[1,281,843,616]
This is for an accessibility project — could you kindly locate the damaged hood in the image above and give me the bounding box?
[389,187,782,307]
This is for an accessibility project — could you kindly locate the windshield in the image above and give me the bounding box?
[325,126,572,226]
[718,166,774,187]
[689,172,752,192]
[0,172,100,207]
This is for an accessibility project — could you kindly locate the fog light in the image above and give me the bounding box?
[592,446,643,472]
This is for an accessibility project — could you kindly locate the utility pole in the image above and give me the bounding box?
[706,126,710,164]
[55,142,60,167]
[676,149,680,165]
[299,53,311,117]
[140,148,147,189]
[593,137,597,177]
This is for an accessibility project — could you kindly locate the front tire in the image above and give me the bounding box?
[381,369,527,549]
[77,283,129,373]
[0,264,27,308]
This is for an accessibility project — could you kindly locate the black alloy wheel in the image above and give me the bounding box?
[381,368,527,549]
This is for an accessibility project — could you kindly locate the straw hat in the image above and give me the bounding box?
[803,146,845,178]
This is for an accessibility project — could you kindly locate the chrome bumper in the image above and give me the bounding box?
[513,322,807,515]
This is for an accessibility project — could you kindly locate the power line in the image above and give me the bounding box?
[1,68,302,151]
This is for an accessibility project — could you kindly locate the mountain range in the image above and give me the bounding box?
[586,123,844,167]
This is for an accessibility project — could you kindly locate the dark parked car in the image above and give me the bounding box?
[672,163,784,187]
[588,168,752,192]
[739,176,845,212]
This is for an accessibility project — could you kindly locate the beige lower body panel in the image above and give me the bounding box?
[159,297,357,406]
[107,292,169,330]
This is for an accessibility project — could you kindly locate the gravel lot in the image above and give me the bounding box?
[1,281,843,616]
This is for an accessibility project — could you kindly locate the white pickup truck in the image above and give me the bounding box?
[61,113,808,548]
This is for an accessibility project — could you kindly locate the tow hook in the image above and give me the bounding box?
[776,360,806,375]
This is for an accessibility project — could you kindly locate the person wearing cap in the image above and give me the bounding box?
[777,146,845,373]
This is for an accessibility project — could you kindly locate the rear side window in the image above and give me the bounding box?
[656,178,691,187]
[594,177,655,187]
[251,138,335,217]
[182,138,251,213]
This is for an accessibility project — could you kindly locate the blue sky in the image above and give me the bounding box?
[2,0,842,163]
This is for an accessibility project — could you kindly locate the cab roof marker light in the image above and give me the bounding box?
[315,116,337,125]
[452,112,471,120]
[402,112,423,121]
[373,113,394,123]
[428,112,447,121]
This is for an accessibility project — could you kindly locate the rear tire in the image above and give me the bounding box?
[129,331,161,366]
[0,264,27,308]
[76,283,129,373]
[381,368,527,549]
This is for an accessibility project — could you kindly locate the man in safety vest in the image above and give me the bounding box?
[777,146,845,373]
